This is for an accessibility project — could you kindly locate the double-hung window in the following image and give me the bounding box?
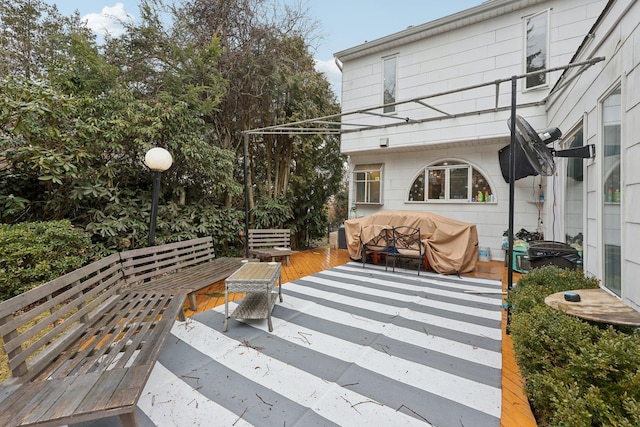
[524,9,549,89]
[354,164,383,204]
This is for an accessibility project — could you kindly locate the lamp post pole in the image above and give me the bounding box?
[148,170,162,247]
[508,76,516,291]
[144,147,173,247]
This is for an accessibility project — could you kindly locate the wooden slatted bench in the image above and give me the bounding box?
[248,228,292,266]
[0,253,185,427]
[119,236,243,320]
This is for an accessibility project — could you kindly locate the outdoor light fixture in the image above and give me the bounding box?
[349,203,358,219]
[144,147,173,246]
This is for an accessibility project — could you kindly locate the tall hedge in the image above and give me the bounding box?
[0,220,91,301]
[507,266,640,426]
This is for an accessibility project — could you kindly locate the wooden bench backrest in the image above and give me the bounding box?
[248,229,291,249]
[119,236,215,284]
[0,253,124,381]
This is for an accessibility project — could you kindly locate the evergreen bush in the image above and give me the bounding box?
[0,220,91,301]
[508,266,640,426]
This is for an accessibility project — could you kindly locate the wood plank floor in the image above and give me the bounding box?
[184,248,537,426]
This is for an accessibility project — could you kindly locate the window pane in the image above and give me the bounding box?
[565,128,584,261]
[472,168,492,201]
[526,11,548,88]
[355,180,366,203]
[433,161,463,167]
[383,56,396,113]
[369,180,381,203]
[409,170,425,201]
[602,88,621,296]
[428,170,445,199]
[449,168,469,199]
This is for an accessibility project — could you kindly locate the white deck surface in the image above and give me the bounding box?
[75,262,503,427]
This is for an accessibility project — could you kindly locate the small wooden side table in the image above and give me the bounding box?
[545,288,640,327]
[223,262,283,332]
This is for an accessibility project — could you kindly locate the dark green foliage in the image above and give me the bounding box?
[508,266,640,426]
[0,220,91,300]
[1,0,343,257]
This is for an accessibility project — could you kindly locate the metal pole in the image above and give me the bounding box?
[508,76,517,290]
[148,170,161,247]
[243,133,250,258]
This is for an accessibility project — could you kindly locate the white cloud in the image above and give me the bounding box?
[82,3,133,39]
[314,58,342,101]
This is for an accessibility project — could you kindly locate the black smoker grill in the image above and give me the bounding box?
[527,241,581,270]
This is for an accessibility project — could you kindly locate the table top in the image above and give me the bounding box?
[227,262,281,283]
[545,288,640,327]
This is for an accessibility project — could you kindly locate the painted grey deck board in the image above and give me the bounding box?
[137,262,502,427]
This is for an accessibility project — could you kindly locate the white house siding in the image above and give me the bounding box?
[546,0,640,309]
[348,142,548,261]
[337,0,607,261]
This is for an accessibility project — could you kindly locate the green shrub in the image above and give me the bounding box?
[0,220,91,301]
[508,266,640,426]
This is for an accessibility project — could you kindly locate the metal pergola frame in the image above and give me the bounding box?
[241,57,605,274]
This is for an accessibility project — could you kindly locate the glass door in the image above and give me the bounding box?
[564,126,584,268]
[602,87,621,296]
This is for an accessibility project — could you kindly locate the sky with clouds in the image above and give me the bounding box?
[46,1,484,97]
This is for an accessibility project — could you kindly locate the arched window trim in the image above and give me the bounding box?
[406,158,497,203]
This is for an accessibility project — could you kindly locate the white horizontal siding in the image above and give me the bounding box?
[340,0,606,154]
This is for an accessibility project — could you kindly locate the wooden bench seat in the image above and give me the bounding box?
[0,254,185,427]
[248,229,292,266]
[119,237,243,319]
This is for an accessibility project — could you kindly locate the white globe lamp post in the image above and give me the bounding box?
[144,147,173,246]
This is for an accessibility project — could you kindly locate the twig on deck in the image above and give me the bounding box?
[340,396,360,414]
[296,331,312,345]
[182,374,199,380]
[340,382,360,387]
[256,393,273,406]
[240,340,264,351]
[352,399,383,409]
[233,407,248,426]
[377,344,391,355]
[397,404,431,424]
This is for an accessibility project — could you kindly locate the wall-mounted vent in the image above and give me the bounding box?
[380,138,389,147]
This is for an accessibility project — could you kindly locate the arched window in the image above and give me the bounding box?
[408,160,495,203]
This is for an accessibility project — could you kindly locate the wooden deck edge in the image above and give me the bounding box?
[501,277,537,427]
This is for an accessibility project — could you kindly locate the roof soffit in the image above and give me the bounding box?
[334,0,548,61]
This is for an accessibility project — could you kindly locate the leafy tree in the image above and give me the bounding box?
[1,0,343,253]
[0,1,94,81]
[177,0,343,246]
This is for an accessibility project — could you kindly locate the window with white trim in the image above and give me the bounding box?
[383,56,397,113]
[601,86,621,296]
[564,125,584,252]
[354,164,383,204]
[408,161,494,202]
[524,9,549,89]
